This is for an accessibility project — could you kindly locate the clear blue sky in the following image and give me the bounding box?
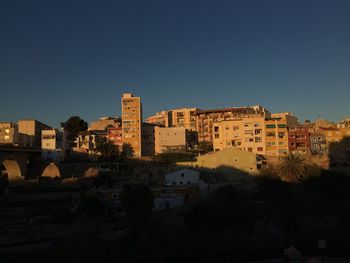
[1,0,349,127]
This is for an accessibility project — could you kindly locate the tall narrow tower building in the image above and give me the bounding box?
[121,92,142,157]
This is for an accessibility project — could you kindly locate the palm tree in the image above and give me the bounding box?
[278,153,306,183]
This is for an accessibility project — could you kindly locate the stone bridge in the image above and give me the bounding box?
[0,148,41,180]
[0,148,101,181]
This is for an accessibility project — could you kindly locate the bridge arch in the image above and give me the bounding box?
[1,159,22,180]
[41,162,61,178]
[83,166,99,177]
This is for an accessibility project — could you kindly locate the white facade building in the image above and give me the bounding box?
[41,129,67,160]
[165,169,200,187]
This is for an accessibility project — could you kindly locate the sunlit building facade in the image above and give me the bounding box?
[213,115,266,154]
[121,93,142,157]
[197,105,270,145]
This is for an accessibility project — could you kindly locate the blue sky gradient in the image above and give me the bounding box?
[1,0,349,127]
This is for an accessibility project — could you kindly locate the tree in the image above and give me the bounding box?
[278,153,306,183]
[61,116,88,140]
[196,141,213,155]
[94,137,119,161]
[121,143,134,158]
[120,183,154,235]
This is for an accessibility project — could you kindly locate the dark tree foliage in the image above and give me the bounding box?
[278,153,306,183]
[195,141,213,155]
[61,116,88,140]
[94,137,120,161]
[121,143,134,158]
[120,183,154,235]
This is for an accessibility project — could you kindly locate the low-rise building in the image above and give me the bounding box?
[90,116,121,131]
[178,147,264,174]
[18,119,51,148]
[74,130,106,154]
[164,168,200,187]
[154,126,197,154]
[41,129,67,160]
[0,122,19,145]
[141,123,156,156]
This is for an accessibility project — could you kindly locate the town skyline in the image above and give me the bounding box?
[1,0,350,127]
[1,95,349,129]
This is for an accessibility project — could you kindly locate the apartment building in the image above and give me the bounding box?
[146,107,197,130]
[288,126,311,155]
[196,105,269,144]
[0,122,19,145]
[145,110,171,127]
[265,119,288,156]
[74,130,106,154]
[319,127,350,143]
[121,93,142,157]
[170,108,197,130]
[154,126,197,154]
[90,116,121,131]
[41,129,67,160]
[18,119,51,148]
[213,115,266,154]
[310,133,327,155]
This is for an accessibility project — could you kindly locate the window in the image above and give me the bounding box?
[257,147,263,151]
[181,173,184,177]
[232,126,239,131]
[187,181,191,185]
[255,137,262,142]
[278,132,285,138]
[255,129,262,135]
[267,132,275,137]
[248,147,253,152]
